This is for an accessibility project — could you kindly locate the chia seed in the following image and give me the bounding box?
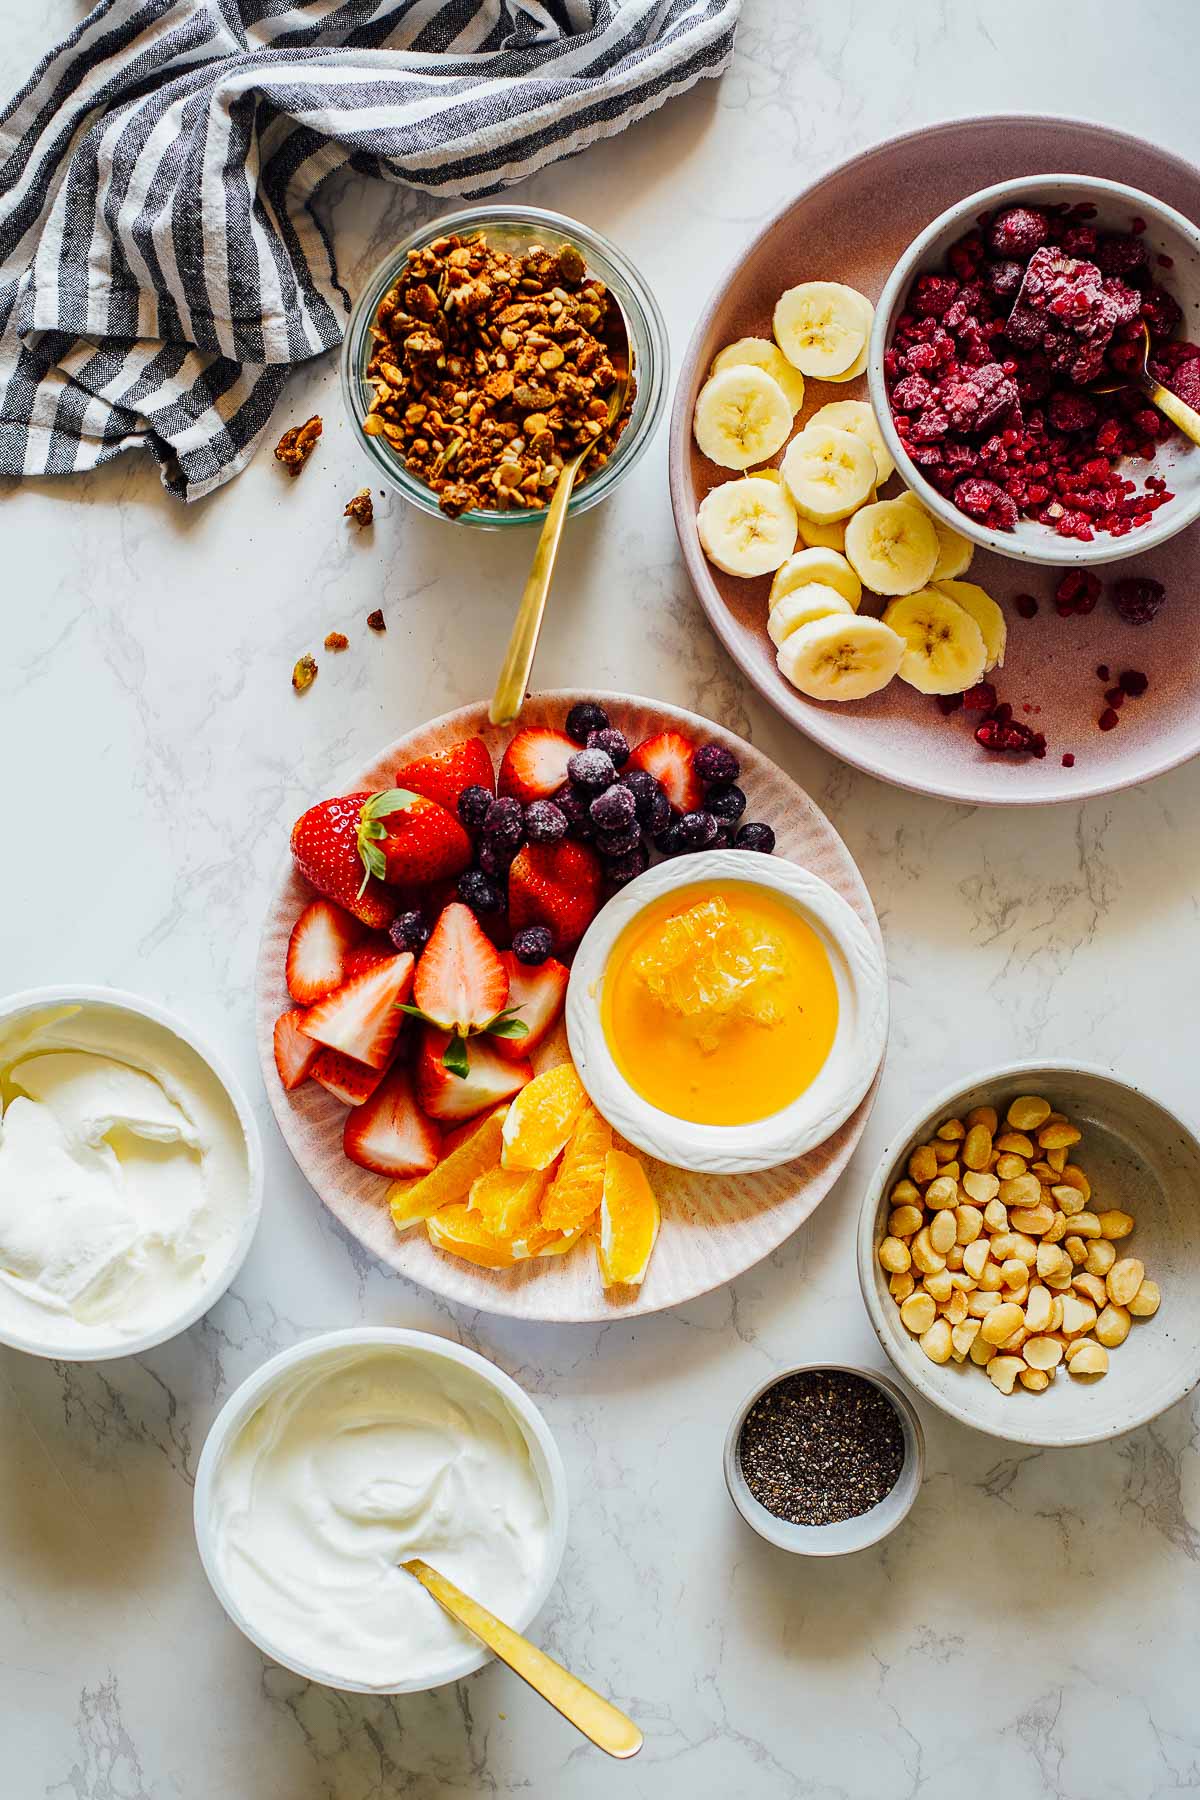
[737,1370,905,1527]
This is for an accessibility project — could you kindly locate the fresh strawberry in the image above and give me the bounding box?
[285,898,364,1004]
[291,792,399,929]
[343,1066,441,1177]
[627,730,701,813]
[497,727,576,803]
[394,736,494,815]
[309,1046,387,1106]
[273,1008,320,1091]
[495,952,568,1062]
[301,952,414,1070]
[366,789,471,887]
[342,935,395,982]
[412,902,509,1035]
[507,841,602,950]
[416,1028,532,1123]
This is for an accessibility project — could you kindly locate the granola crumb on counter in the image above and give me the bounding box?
[367,608,386,632]
[344,488,374,528]
[324,631,349,652]
[292,653,318,692]
[275,415,322,476]
[363,233,635,517]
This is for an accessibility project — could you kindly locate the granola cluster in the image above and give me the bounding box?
[362,233,634,517]
[274,415,321,476]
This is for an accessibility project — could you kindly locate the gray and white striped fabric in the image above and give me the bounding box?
[0,0,738,499]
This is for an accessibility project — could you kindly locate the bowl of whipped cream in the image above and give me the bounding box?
[0,986,262,1360]
[193,1328,569,1693]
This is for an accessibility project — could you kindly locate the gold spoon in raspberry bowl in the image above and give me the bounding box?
[1088,321,1200,445]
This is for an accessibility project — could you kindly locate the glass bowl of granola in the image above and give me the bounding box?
[341,205,668,528]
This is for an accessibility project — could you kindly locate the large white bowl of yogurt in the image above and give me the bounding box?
[193,1328,569,1694]
[0,986,262,1359]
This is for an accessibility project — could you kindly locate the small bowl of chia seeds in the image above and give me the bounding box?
[723,1364,924,1555]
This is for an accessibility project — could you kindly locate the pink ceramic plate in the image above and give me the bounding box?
[669,115,1200,805]
[255,692,885,1322]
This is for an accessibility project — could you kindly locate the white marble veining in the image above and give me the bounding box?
[4,2,1200,1795]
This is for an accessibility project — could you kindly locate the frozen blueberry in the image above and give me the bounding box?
[389,910,429,955]
[734,821,776,854]
[457,784,493,833]
[458,867,506,915]
[589,783,636,832]
[596,825,643,859]
[483,795,525,850]
[680,810,720,849]
[619,768,665,823]
[479,841,517,877]
[555,788,595,841]
[693,743,740,787]
[567,747,616,791]
[586,726,630,767]
[524,799,567,844]
[606,845,650,888]
[706,783,746,823]
[565,701,610,744]
[512,925,553,966]
[654,821,689,858]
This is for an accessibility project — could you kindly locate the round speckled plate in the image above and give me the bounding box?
[669,115,1200,805]
[255,692,886,1322]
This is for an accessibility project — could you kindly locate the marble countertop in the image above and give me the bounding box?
[4,3,1200,1796]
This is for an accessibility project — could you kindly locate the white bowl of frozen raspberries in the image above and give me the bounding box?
[868,175,1200,566]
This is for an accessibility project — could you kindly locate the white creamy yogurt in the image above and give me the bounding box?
[208,1344,554,1690]
[0,1001,251,1349]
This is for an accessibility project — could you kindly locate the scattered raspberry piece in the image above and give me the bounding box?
[1055,569,1101,617]
[1062,753,1076,768]
[1015,594,1039,619]
[1104,687,1126,708]
[1112,576,1166,626]
[1098,707,1120,731]
[962,682,998,712]
[937,693,964,716]
[1119,668,1149,696]
[367,609,386,632]
[1096,664,1110,681]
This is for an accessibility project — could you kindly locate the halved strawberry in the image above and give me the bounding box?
[497,727,576,803]
[412,902,509,1036]
[507,841,602,950]
[342,935,395,982]
[627,731,701,813]
[309,1046,387,1106]
[285,899,363,1004]
[416,1028,532,1123]
[394,737,494,815]
[495,952,568,1062]
[343,1066,441,1177]
[301,952,414,1070]
[274,1008,320,1091]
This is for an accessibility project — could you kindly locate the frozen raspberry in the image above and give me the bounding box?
[937,362,1019,435]
[512,926,553,965]
[457,784,493,833]
[937,693,964,716]
[1142,282,1183,340]
[892,373,934,411]
[734,822,775,853]
[1015,594,1039,619]
[987,259,1024,300]
[1095,233,1148,276]
[1119,668,1149,696]
[1048,391,1098,433]
[1098,707,1121,731]
[912,274,960,317]
[962,682,998,712]
[1105,278,1143,328]
[1054,570,1102,617]
[989,206,1049,259]
[954,477,1019,531]
[1062,225,1099,258]
[910,404,951,443]
[1062,753,1076,768]
[523,799,567,845]
[565,701,609,744]
[586,727,630,767]
[693,742,740,786]
[1112,576,1166,626]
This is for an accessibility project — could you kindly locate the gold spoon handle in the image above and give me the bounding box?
[402,1559,642,1759]
[1138,370,1200,447]
[488,451,583,727]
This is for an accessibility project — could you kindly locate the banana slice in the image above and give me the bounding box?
[777,614,905,702]
[807,399,894,484]
[773,281,873,379]
[768,584,854,647]
[823,340,870,384]
[697,476,798,578]
[798,515,847,553]
[693,366,793,470]
[883,589,988,695]
[844,497,939,596]
[897,489,975,580]
[935,579,1006,670]
[770,547,862,610]
[711,337,806,414]
[781,424,876,524]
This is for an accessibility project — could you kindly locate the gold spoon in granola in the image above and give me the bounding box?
[489,364,630,727]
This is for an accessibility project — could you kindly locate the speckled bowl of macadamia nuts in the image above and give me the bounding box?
[857,1061,1200,1448]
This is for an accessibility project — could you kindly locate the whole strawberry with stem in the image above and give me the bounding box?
[290,788,470,928]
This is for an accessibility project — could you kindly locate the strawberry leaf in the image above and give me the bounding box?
[398,1003,430,1020]
[355,789,419,891]
[441,1033,471,1079]
[486,1011,529,1039]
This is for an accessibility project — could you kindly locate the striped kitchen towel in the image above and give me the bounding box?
[0,0,738,499]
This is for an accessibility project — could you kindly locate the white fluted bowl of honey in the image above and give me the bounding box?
[565,851,888,1176]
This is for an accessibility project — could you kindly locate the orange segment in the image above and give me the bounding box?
[501,1062,586,1171]
[512,1222,587,1260]
[541,1103,611,1233]
[389,1106,508,1231]
[469,1163,551,1240]
[426,1203,516,1269]
[597,1150,660,1288]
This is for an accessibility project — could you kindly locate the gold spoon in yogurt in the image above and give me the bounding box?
[401,1558,642,1758]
